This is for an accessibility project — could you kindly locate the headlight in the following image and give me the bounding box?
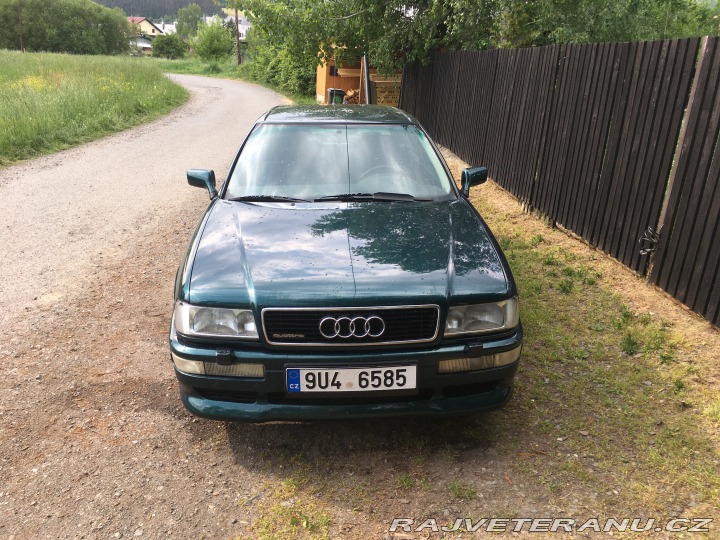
[174,301,259,340]
[444,297,519,337]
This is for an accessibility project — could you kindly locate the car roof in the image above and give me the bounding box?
[258,105,417,125]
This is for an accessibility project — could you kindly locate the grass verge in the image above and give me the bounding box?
[152,56,317,105]
[452,153,720,521]
[0,50,188,167]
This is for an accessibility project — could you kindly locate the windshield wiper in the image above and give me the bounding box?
[314,192,373,202]
[314,192,431,202]
[228,195,310,203]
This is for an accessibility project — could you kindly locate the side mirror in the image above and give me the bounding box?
[187,169,217,199]
[461,167,488,197]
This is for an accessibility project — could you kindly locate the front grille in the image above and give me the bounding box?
[262,305,440,346]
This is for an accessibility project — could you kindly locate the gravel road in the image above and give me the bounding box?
[3,75,471,540]
[0,76,548,540]
[0,74,284,329]
[0,75,298,539]
[4,74,712,540]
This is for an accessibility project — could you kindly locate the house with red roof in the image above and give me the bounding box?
[128,17,164,38]
[128,17,164,54]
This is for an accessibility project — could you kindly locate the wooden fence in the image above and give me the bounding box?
[400,37,720,326]
[648,38,720,326]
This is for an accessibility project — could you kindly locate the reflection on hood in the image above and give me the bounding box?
[187,200,508,306]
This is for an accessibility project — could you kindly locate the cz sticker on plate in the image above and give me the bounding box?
[286,366,417,393]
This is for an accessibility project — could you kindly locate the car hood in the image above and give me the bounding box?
[185,199,510,307]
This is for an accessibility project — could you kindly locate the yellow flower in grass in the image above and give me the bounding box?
[5,75,53,92]
[21,76,51,92]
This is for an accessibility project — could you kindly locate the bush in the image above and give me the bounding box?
[0,0,129,55]
[153,33,187,59]
[239,29,316,97]
[194,21,233,62]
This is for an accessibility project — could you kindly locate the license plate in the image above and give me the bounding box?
[286,366,417,393]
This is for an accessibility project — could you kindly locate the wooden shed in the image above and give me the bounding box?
[316,56,402,106]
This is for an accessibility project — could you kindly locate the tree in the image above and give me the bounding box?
[176,2,202,38]
[0,0,130,54]
[239,26,316,96]
[194,19,233,61]
[235,0,502,72]
[235,0,719,73]
[533,0,719,44]
[153,32,187,58]
[223,0,719,100]
[499,1,547,48]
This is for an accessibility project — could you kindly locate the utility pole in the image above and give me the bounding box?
[17,0,25,52]
[235,8,241,65]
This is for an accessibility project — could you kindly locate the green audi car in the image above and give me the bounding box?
[170,105,522,421]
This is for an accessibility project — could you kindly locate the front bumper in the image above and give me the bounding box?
[169,327,522,422]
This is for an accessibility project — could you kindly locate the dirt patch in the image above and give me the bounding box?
[0,200,538,539]
[1,145,718,539]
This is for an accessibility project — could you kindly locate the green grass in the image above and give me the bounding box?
[0,50,188,167]
[448,481,477,500]
[467,184,720,517]
[152,56,243,77]
[243,479,332,540]
[398,473,416,489]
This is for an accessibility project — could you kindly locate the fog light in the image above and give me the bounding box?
[438,356,494,373]
[204,363,265,378]
[172,354,265,378]
[494,346,522,367]
[438,346,521,373]
[172,353,205,375]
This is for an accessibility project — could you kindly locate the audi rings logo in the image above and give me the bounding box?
[319,315,386,339]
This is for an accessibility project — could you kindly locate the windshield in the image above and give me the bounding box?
[225,123,455,201]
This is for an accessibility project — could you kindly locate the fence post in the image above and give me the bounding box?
[528,45,563,222]
[647,36,708,281]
